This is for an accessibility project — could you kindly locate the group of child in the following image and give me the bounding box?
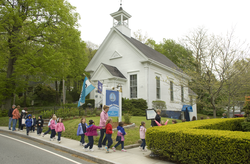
[77,117,127,153]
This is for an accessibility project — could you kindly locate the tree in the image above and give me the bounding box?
[133,29,152,45]
[0,0,85,109]
[183,27,250,118]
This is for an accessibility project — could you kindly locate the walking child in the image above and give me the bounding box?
[112,122,127,152]
[105,118,113,153]
[36,115,44,135]
[84,120,102,152]
[25,114,32,136]
[77,117,87,146]
[20,108,27,131]
[31,115,36,132]
[43,115,53,137]
[55,118,65,143]
[139,121,147,151]
[49,115,57,141]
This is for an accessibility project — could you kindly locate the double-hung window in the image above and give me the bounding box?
[156,76,160,99]
[170,81,174,101]
[130,74,137,98]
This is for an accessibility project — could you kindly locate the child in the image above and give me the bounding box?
[20,109,27,131]
[139,121,147,151]
[105,118,113,153]
[25,114,32,136]
[43,115,53,137]
[36,115,44,135]
[112,122,127,152]
[154,119,169,126]
[55,118,65,143]
[77,117,87,146]
[84,120,102,151]
[31,115,36,132]
[49,115,57,141]
[151,109,161,127]
[172,120,177,124]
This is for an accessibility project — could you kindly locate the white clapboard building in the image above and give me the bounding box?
[85,6,197,119]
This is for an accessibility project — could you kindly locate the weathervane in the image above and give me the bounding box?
[120,0,122,7]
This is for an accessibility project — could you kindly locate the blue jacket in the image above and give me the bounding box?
[77,123,87,136]
[25,114,32,127]
[117,126,126,135]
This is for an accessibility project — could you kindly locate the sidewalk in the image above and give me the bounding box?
[0,127,174,164]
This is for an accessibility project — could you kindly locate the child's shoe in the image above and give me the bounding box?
[121,149,127,152]
[89,149,94,152]
[142,149,147,152]
[106,148,109,153]
[83,147,88,151]
[139,146,142,150]
[58,140,61,143]
[112,147,116,152]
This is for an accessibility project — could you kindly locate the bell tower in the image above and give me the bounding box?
[110,1,132,37]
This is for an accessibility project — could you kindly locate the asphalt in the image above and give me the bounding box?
[0,127,174,164]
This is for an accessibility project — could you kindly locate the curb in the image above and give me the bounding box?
[0,129,117,164]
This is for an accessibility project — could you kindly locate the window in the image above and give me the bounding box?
[190,96,193,106]
[156,76,160,99]
[181,85,184,102]
[130,74,137,98]
[170,81,174,101]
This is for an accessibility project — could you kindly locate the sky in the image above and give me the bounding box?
[67,0,250,46]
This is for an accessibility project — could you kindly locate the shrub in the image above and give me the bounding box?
[146,118,248,164]
[0,109,8,117]
[122,98,148,116]
[81,99,95,109]
[123,113,131,124]
[152,100,166,110]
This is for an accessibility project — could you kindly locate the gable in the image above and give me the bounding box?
[110,51,122,60]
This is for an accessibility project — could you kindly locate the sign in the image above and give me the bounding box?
[98,81,103,94]
[145,109,156,120]
[106,90,119,117]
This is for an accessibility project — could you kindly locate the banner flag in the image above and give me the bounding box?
[98,81,103,94]
[78,76,95,107]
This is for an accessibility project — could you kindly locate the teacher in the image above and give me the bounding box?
[98,105,109,149]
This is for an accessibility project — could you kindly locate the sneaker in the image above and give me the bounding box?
[105,146,108,150]
[112,147,116,152]
[83,147,88,151]
[142,149,147,152]
[9,128,11,130]
[50,138,52,141]
[89,149,94,152]
[106,149,109,153]
[139,146,142,150]
[121,149,127,152]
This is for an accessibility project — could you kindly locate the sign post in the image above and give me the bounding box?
[103,87,122,122]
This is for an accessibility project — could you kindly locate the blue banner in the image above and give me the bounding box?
[98,81,103,94]
[78,76,95,107]
[106,90,119,117]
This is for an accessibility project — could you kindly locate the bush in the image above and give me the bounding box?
[0,109,8,117]
[146,118,248,164]
[122,98,148,116]
[241,122,250,131]
[152,100,166,110]
[81,99,95,109]
[123,113,131,124]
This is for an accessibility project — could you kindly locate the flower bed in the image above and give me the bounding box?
[146,118,249,164]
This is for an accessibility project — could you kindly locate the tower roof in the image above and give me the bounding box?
[110,7,132,21]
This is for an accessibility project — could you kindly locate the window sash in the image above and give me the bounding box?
[130,75,137,98]
[181,86,184,102]
[170,81,173,101]
[156,76,160,99]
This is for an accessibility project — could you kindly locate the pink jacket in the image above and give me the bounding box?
[155,120,168,126]
[117,131,125,141]
[49,120,56,130]
[140,126,146,139]
[99,110,108,127]
[55,122,65,132]
[85,125,102,136]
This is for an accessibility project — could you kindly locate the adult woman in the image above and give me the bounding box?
[12,105,20,131]
[98,105,109,149]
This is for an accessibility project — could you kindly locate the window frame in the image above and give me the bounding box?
[181,85,184,103]
[170,81,174,101]
[156,76,160,99]
[130,74,138,98]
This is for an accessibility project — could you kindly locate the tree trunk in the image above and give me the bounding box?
[211,97,217,118]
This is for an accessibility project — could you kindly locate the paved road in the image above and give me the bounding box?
[0,131,96,164]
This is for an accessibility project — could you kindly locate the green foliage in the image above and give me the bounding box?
[81,99,95,109]
[200,108,224,116]
[123,113,132,124]
[122,98,148,116]
[152,100,166,110]
[241,122,250,132]
[0,110,8,117]
[146,118,248,164]
[33,84,57,106]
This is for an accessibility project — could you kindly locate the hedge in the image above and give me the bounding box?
[146,118,250,164]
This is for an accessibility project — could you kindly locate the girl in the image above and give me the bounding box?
[112,122,127,152]
[43,114,53,137]
[77,117,87,146]
[55,118,65,143]
[84,120,102,151]
[49,115,57,141]
[20,108,27,131]
[154,119,169,126]
[98,105,109,149]
[139,121,147,151]
[105,118,113,153]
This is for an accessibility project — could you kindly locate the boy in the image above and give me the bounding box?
[151,109,161,127]
[31,115,36,132]
[25,114,32,135]
[36,115,44,136]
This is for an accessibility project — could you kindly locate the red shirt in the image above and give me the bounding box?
[105,123,112,134]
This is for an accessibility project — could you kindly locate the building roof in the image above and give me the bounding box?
[102,63,126,79]
[121,33,183,73]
